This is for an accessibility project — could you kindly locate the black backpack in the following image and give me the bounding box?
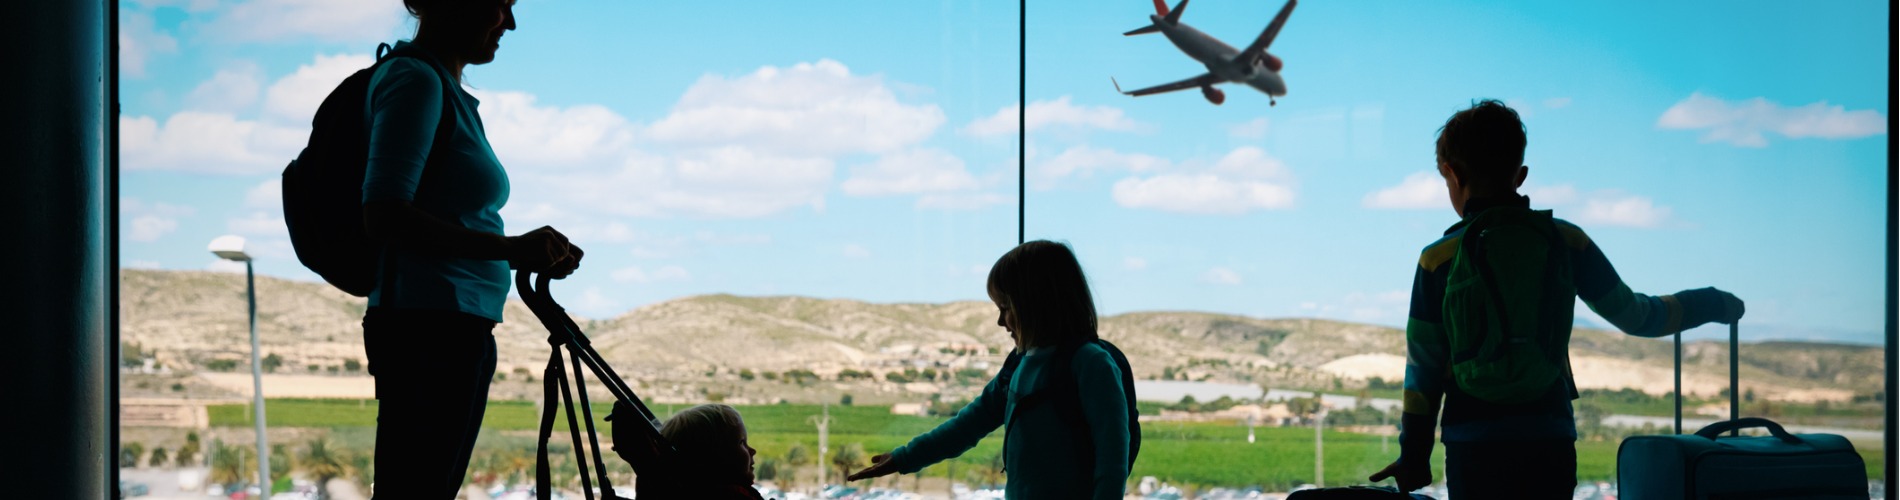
[995,338,1141,482]
[282,43,456,297]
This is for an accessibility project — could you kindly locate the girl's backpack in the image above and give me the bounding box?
[281,43,456,297]
[995,338,1142,479]
[1442,207,1576,404]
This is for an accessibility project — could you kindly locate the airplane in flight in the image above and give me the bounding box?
[1113,0,1296,106]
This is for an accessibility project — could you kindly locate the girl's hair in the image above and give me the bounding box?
[661,404,745,452]
[401,0,442,19]
[986,240,1099,348]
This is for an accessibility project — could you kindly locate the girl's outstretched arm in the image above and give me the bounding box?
[872,370,1010,477]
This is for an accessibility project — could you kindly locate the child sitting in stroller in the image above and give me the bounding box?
[613,403,764,500]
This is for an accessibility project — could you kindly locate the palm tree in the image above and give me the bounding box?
[271,443,293,492]
[756,458,780,482]
[299,436,349,500]
[121,442,145,469]
[149,447,170,469]
[830,443,865,486]
[175,432,202,468]
[207,440,255,489]
[783,443,811,490]
[348,453,375,493]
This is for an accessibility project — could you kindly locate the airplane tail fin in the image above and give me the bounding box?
[1151,0,1168,17]
[1164,0,1188,24]
[1123,24,1163,36]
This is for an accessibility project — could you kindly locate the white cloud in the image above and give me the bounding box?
[128,216,181,243]
[964,96,1139,137]
[496,60,960,219]
[611,265,691,284]
[842,244,872,259]
[1201,267,1242,285]
[517,144,838,219]
[129,0,221,10]
[1032,145,1168,187]
[119,12,178,79]
[624,231,772,259]
[472,89,637,168]
[1362,171,1445,210]
[1111,147,1295,215]
[1113,175,1294,214]
[575,287,621,318]
[1228,117,1270,139]
[185,62,265,113]
[227,211,286,236]
[264,53,375,121]
[645,60,944,157]
[1657,92,1887,147]
[120,112,306,175]
[1525,184,1578,206]
[1122,257,1148,271]
[1544,97,1573,109]
[245,179,282,210]
[120,198,197,243]
[841,149,979,196]
[1296,290,1410,325]
[1573,193,1672,228]
[916,193,1010,211]
[199,0,408,44]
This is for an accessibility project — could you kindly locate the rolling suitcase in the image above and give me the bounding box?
[1615,323,1867,499]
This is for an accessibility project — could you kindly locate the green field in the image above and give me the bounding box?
[210,399,1882,490]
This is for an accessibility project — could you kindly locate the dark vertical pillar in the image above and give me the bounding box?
[0,0,113,497]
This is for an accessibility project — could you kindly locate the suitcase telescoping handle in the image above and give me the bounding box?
[1693,417,1803,444]
[1674,322,1742,436]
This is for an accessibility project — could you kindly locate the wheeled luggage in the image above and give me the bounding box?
[1615,324,1868,499]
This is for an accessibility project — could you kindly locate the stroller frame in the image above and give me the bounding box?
[517,270,675,500]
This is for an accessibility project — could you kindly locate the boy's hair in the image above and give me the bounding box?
[986,240,1099,348]
[661,404,745,458]
[1435,99,1528,190]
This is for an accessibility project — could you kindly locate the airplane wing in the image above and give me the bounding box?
[1238,0,1296,64]
[1114,73,1221,97]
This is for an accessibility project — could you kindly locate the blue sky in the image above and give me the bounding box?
[117,0,1889,344]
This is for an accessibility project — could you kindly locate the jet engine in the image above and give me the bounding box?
[1262,53,1284,72]
[1200,85,1226,105]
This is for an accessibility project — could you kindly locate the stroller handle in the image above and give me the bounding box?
[514,270,668,435]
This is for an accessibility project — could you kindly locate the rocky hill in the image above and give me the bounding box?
[119,269,1881,403]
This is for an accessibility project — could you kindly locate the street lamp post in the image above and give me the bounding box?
[210,235,268,494]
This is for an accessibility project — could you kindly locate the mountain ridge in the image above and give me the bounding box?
[119,269,1882,403]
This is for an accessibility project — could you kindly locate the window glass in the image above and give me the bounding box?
[1027,1,1889,497]
[118,1,1017,497]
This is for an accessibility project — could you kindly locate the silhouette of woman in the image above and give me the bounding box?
[358,1,582,497]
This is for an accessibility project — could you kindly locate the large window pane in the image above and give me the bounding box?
[1029,0,1888,497]
[118,1,1018,497]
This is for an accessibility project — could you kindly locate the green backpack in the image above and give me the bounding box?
[1443,207,1576,404]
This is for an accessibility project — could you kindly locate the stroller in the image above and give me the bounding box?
[517,270,731,500]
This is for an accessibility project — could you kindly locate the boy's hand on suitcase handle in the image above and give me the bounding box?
[1368,459,1431,492]
[1677,287,1746,325]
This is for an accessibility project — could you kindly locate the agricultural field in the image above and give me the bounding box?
[205,399,1889,491]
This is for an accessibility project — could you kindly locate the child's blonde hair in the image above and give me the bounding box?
[661,404,745,453]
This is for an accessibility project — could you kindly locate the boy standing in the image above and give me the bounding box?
[1369,100,1744,499]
